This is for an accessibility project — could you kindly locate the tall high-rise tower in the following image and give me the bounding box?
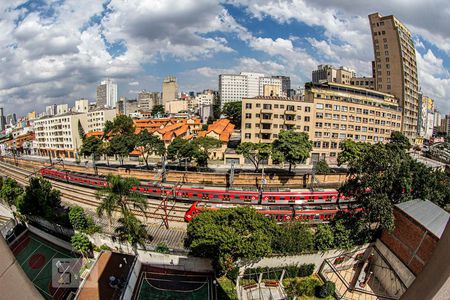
[0,108,5,131]
[162,76,178,106]
[369,13,420,140]
[96,79,118,108]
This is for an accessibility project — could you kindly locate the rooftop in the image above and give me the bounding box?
[395,199,449,238]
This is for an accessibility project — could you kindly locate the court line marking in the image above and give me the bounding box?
[19,244,42,268]
[32,253,57,283]
[10,235,31,253]
[33,282,54,298]
[29,236,74,259]
[143,278,208,293]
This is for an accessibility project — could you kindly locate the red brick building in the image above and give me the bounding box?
[381,200,449,275]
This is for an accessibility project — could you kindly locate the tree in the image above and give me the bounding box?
[108,135,136,165]
[222,101,242,129]
[135,131,166,169]
[314,224,334,251]
[271,222,314,254]
[236,142,271,172]
[78,120,86,140]
[96,175,147,225]
[272,130,313,172]
[318,281,336,298]
[151,105,165,116]
[69,206,88,231]
[212,104,221,120]
[315,159,331,174]
[114,210,150,250]
[389,131,412,151]
[331,219,353,250]
[80,136,103,159]
[186,206,278,274]
[104,115,135,137]
[16,177,61,221]
[0,178,23,208]
[167,137,196,166]
[337,139,369,166]
[71,233,92,257]
[193,136,222,167]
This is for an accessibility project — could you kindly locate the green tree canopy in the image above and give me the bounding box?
[315,159,331,174]
[167,137,196,164]
[193,136,222,167]
[80,136,103,160]
[69,206,88,231]
[135,130,166,169]
[0,177,23,208]
[114,210,150,250]
[108,134,136,165]
[271,222,314,254]
[151,105,165,116]
[314,224,335,251]
[16,177,61,221]
[222,101,242,129]
[272,130,313,172]
[236,142,271,172]
[186,206,278,274]
[389,131,412,151]
[71,233,92,257]
[337,139,370,166]
[104,115,135,137]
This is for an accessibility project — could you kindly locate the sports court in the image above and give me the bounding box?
[134,266,213,300]
[9,232,80,300]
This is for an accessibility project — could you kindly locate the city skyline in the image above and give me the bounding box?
[0,1,449,116]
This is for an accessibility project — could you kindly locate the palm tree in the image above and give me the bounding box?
[96,174,147,232]
[114,210,151,251]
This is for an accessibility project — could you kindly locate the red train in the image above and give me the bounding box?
[39,167,358,222]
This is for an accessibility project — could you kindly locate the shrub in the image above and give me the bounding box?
[99,244,111,251]
[227,266,240,282]
[317,281,336,298]
[297,263,315,277]
[315,224,335,251]
[69,206,88,231]
[285,265,299,278]
[272,222,314,254]
[315,159,331,174]
[71,233,92,256]
[296,277,321,296]
[155,242,170,254]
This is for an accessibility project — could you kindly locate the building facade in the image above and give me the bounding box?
[74,99,89,113]
[350,76,375,90]
[418,95,434,140]
[241,82,402,163]
[369,13,419,140]
[137,91,159,112]
[86,109,116,133]
[33,112,87,158]
[162,76,178,106]
[312,65,356,85]
[96,79,118,108]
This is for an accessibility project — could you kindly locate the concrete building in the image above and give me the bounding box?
[6,113,17,126]
[162,76,178,106]
[194,90,217,107]
[74,99,89,113]
[45,104,57,116]
[33,112,87,158]
[369,13,420,140]
[96,79,118,108]
[137,91,159,112]
[418,95,434,140]
[86,108,116,133]
[165,99,188,114]
[56,104,69,115]
[219,72,289,107]
[350,76,375,90]
[0,108,5,131]
[241,82,402,163]
[312,65,356,85]
[27,111,36,120]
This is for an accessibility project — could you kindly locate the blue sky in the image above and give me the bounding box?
[0,0,449,116]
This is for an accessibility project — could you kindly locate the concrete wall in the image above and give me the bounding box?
[121,257,141,300]
[28,224,73,251]
[239,244,370,272]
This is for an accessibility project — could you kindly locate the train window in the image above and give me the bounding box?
[223,194,231,201]
[268,196,275,203]
[244,196,252,203]
[307,198,314,202]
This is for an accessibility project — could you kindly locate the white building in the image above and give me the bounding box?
[33,112,87,158]
[219,72,289,107]
[74,99,89,113]
[56,104,69,115]
[86,108,116,133]
[96,79,118,108]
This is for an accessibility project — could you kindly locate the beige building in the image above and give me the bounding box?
[162,76,178,106]
[350,76,375,90]
[27,111,36,120]
[137,91,159,111]
[86,108,116,133]
[312,65,356,85]
[74,99,89,113]
[241,82,402,163]
[165,99,188,114]
[369,13,419,141]
[34,112,87,158]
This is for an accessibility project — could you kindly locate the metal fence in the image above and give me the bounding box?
[26,215,74,238]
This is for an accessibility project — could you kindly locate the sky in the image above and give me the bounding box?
[0,0,449,117]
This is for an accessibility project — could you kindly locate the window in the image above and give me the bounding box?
[315,122,323,128]
[341,115,347,121]
[256,114,260,118]
[305,106,311,112]
[263,104,272,109]
[316,103,324,109]
[245,133,251,139]
[304,126,309,132]
[322,142,329,148]
[256,103,261,108]
[331,142,338,149]
[274,104,279,108]
[316,113,323,119]
[333,105,340,111]
[325,104,332,109]
[304,116,310,122]
[245,113,251,118]
[341,106,348,112]
[245,103,252,109]
[315,132,322,138]
[313,141,321,148]
[245,123,251,129]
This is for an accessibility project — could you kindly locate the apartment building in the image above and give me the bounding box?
[350,77,375,90]
[96,79,118,108]
[138,91,159,111]
[312,65,356,85]
[33,112,87,158]
[241,82,402,163]
[86,108,116,133]
[369,13,419,140]
[219,72,290,107]
[162,76,178,106]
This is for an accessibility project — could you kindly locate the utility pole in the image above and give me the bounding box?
[229,162,235,188]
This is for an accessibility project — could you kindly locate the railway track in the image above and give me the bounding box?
[0,161,189,225]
